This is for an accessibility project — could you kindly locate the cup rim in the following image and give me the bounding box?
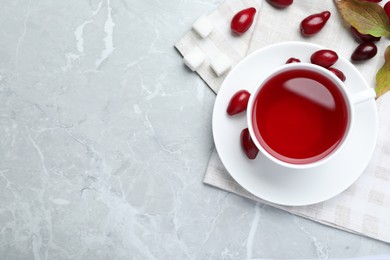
[246,63,354,170]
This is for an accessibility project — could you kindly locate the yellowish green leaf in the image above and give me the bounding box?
[334,0,390,37]
[376,46,390,98]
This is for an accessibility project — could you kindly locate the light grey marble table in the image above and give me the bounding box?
[1,0,390,259]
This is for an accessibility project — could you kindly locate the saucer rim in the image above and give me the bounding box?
[212,41,378,206]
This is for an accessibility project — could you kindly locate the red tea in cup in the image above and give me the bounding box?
[251,68,349,164]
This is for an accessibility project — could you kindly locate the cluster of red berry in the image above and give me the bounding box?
[287,50,346,82]
[230,0,390,62]
[228,0,390,159]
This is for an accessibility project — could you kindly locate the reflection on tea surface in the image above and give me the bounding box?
[252,69,348,164]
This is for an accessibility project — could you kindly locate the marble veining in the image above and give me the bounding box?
[246,202,261,259]
[1,0,390,259]
[95,0,115,68]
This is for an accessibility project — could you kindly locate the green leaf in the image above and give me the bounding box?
[376,46,390,98]
[334,0,390,37]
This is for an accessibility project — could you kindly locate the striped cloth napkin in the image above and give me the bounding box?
[175,0,390,243]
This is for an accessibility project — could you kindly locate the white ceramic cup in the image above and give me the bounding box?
[246,63,376,169]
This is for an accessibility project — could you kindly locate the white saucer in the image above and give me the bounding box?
[212,41,378,206]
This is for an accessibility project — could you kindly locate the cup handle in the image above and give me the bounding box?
[351,88,376,105]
